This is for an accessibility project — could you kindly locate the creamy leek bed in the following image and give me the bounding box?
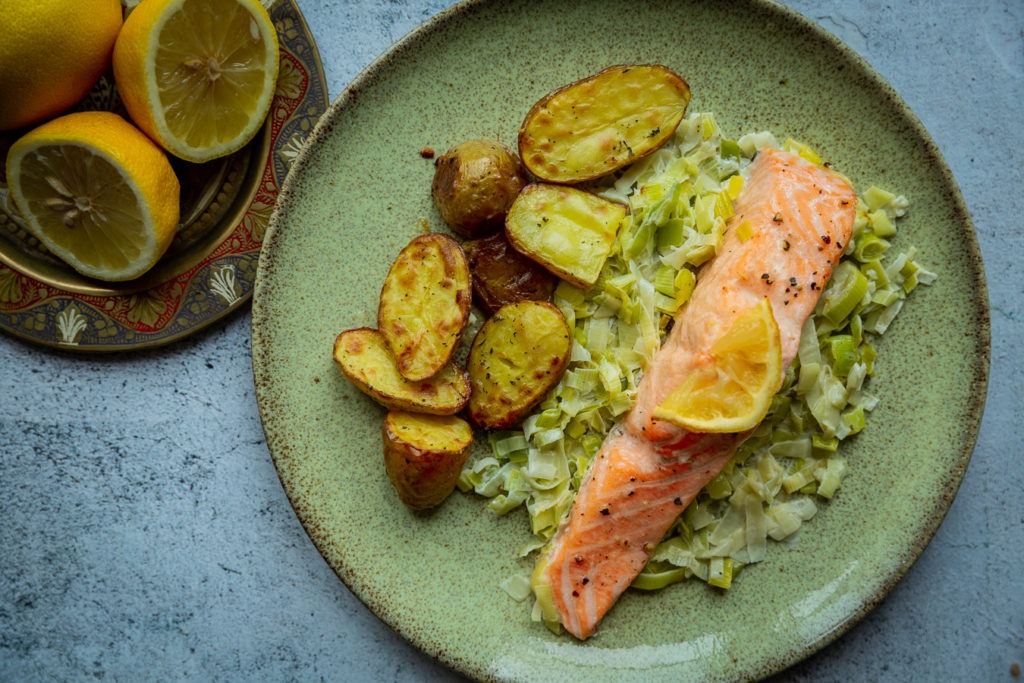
[457,113,933,615]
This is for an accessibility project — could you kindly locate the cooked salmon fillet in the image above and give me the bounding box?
[534,147,857,640]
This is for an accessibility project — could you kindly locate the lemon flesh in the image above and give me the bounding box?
[114,0,280,162]
[5,112,180,282]
[654,298,783,433]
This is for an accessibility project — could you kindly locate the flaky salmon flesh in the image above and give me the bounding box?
[533,146,858,640]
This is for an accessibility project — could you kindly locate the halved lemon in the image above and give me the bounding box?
[653,297,783,433]
[113,0,280,162]
[5,111,180,282]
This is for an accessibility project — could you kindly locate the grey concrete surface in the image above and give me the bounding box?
[2,1,1021,681]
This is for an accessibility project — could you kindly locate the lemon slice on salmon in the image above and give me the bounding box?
[5,111,180,282]
[113,0,280,162]
[654,297,782,433]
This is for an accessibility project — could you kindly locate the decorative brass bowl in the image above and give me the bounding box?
[0,0,327,351]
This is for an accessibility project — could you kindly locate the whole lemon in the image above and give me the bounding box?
[0,0,124,131]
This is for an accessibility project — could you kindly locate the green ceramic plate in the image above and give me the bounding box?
[251,1,988,680]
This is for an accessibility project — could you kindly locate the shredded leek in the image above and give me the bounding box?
[457,112,934,603]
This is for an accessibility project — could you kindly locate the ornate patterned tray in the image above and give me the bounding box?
[0,0,327,351]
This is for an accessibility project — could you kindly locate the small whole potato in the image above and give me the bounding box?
[463,231,556,314]
[431,139,527,238]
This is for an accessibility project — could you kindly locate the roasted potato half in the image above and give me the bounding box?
[518,64,690,183]
[382,410,474,510]
[333,327,470,415]
[467,300,572,429]
[506,183,626,289]
[378,233,472,382]
[463,231,557,314]
[431,139,528,238]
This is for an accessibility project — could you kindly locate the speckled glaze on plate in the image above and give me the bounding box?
[251,1,989,680]
[0,0,327,352]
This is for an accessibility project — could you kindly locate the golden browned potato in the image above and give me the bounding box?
[518,65,690,183]
[462,231,557,314]
[505,183,626,289]
[431,139,527,238]
[333,327,470,415]
[378,233,472,381]
[382,410,474,510]
[467,300,572,429]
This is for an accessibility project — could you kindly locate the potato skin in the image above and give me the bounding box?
[333,327,470,415]
[518,64,690,183]
[463,231,556,314]
[382,410,474,510]
[505,183,626,289]
[467,300,572,429]
[378,233,472,381]
[431,139,527,238]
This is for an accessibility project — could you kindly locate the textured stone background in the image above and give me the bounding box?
[2,1,1021,681]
